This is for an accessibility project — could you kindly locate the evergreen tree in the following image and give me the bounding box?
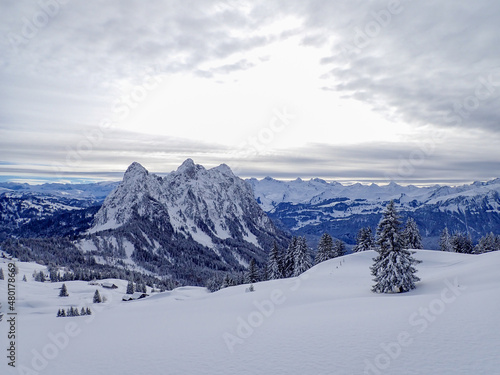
[206,274,223,292]
[67,307,74,317]
[57,309,62,317]
[126,280,135,294]
[293,236,311,277]
[73,307,80,316]
[22,275,27,282]
[221,274,233,289]
[439,227,453,252]
[315,233,334,264]
[245,258,259,284]
[283,237,297,278]
[81,307,87,316]
[137,283,147,293]
[60,309,66,317]
[450,232,473,254]
[93,289,102,303]
[353,227,375,252]
[0,268,4,280]
[474,232,499,253]
[404,218,423,249]
[59,283,69,297]
[86,307,92,315]
[333,239,346,258]
[371,201,420,293]
[267,242,283,280]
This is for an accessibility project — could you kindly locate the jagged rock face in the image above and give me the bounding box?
[84,159,288,284]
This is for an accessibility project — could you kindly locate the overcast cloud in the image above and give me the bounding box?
[1,0,499,185]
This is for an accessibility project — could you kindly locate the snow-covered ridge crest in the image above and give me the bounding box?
[90,159,278,249]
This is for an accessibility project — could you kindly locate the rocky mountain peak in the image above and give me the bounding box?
[123,162,148,183]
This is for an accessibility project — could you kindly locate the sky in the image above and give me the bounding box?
[1,0,499,186]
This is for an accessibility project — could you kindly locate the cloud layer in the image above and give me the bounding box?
[1,0,499,184]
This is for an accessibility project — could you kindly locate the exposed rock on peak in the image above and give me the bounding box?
[83,159,289,285]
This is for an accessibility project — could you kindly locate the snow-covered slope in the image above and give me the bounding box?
[1,250,498,375]
[78,159,288,284]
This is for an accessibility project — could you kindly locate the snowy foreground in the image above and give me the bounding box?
[1,250,499,375]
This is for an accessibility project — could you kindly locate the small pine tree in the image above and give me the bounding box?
[353,227,375,252]
[81,307,87,316]
[221,274,233,289]
[73,307,79,316]
[439,227,453,252]
[86,307,92,315]
[450,232,473,254]
[59,283,69,297]
[126,280,135,294]
[315,233,334,264]
[267,242,283,280]
[245,258,259,284]
[333,239,346,258]
[371,201,420,293]
[57,309,62,317]
[93,289,102,303]
[206,275,223,292]
[293,236,311,276]
[404,218,423,249]
[283,237,297,278]
[22,275,27,282]
[67,307,74,317]
[60,309,66,317]
[474,232,499,253]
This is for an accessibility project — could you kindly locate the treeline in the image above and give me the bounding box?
[439,229,500,254]
[1,237,177,291]
[207,234,347,292]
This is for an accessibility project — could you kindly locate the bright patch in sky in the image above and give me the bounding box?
[117,35,408,150]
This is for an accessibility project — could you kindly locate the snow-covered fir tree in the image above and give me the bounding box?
[126,280,135,294]
[267,242,282,280]
[86,307,92,315]
[221,274,234,289]
[93,289,102,303]
[283,237,297,278]
[439,227,453,252]
[353,227,375,252]
[474,232,500,253]
[371,201,420,293]
[314,233,334,265]
[80,307,87,316]
[137,283,147,293]
[245,258,259,284]
[59,283,69,297]
[333,239,346,258]
[450,232,473,254]
[404,218,423,249]
[293,236,311,277]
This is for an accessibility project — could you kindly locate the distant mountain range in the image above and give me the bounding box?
[248,177,500,248]
[1,162,499,283]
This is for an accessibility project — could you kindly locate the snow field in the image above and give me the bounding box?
[0,250,498,375]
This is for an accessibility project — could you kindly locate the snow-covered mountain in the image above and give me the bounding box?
[77,159,288,284]
[248,177,500,247]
